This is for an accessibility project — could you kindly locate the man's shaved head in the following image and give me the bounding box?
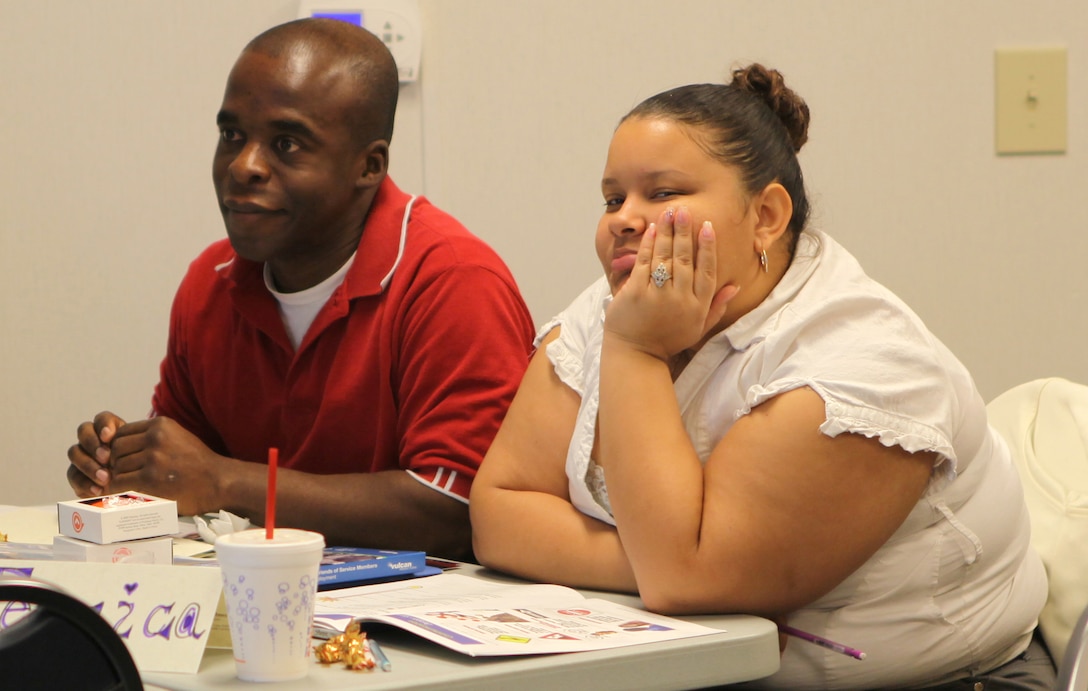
[244,18,399,145]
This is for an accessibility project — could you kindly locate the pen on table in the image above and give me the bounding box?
[369,636,392,672]
[779,625,866,660]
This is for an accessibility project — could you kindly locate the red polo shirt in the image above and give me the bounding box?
[151,178,534,502]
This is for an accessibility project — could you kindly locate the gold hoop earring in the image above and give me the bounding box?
[759,249,769,273]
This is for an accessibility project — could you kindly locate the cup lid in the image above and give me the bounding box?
[215,528,325,555]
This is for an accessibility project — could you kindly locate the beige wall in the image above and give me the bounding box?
[2,0,1085,505]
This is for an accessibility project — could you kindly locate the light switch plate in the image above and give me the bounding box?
[995,47,1067,155]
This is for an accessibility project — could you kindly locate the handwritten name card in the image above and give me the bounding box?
[0,560,222,674]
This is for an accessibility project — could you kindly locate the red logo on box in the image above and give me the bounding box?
[72,511,84,533]
[111,547,132,563]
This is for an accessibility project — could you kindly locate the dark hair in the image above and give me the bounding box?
[246,18,399,146]
[623,64,810,254]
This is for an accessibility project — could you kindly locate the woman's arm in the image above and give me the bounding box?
[470,328,638,591]
[599,359,934,615]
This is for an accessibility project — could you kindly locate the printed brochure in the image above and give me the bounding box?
[313,572,720,656]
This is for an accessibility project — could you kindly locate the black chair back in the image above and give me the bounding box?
[0,576,143,691]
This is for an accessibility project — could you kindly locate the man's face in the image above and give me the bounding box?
[212,46,374,291]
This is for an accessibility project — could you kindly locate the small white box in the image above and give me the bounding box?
[57,492,179,544]
[52,534,174,565]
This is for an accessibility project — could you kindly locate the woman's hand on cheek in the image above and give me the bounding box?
[604,206,739,360]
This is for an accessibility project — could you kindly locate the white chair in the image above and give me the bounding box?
[987,377,1088,690]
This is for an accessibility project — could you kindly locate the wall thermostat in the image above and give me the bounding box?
[297,0,422,82]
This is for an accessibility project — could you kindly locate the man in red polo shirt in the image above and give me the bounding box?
[65,18,534,560]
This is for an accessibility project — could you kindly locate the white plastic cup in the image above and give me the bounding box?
[215,528,325,682]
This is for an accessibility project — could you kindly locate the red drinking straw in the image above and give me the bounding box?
[266,447,278,540]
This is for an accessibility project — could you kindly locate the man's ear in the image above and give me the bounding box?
[357,139,389,189]
[753,182,793,251]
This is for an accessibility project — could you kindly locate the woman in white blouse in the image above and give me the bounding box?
[469,64,1049,690]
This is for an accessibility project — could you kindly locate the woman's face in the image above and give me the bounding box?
[596,117,759,297]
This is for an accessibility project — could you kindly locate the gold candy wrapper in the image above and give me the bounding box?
[314,621,376,671]
[0,530,8,542]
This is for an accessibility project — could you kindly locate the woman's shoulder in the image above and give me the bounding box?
[531,277,611,396]
[751,232,983,446]
[786,231,944,360]
[535,277,610,346]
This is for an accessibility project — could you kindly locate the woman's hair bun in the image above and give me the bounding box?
[730,64,810,153]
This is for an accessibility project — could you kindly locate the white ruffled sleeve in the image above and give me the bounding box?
[534,278,611,398]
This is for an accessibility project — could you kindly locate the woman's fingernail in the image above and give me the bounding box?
[96,447,110,463]
[701,221,713,237]
[676,207,691,224]
[96,469,110,485]
[664,208,675,222]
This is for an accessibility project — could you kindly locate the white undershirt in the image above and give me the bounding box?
[262,195,416,351]
[264,253,356,350]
